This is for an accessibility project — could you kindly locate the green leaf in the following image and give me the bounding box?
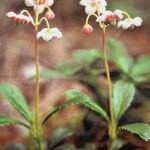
[40,63,81,79]
[43,90,109,124]
[65,90,109,121]
[133,74,150,83]
[0,116,30,128]
[0,116,19,126]
[113,81,135,122]
[131,56,150,82]
[72,49,103,65]
[120,123,150,142]
[107,37,133,73]
[0,83,32,123]
[132,56,150,75]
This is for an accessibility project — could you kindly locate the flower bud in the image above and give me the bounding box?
[45,10,55,20]
[82,24,93,34]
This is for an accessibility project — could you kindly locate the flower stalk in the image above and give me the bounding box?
[6,0,62,149]
[101,25,117,141]
[31,1,44,149]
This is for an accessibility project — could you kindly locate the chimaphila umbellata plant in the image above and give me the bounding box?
[44,0,149,149]
[80,0,143,140]
[0,0,62,149]
[0,0,150,150]
[77,0,149,147]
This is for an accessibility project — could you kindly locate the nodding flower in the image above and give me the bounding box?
[118,17,143,30]
[82,24,94,34]
[45,9,55,20]
[37,27,62,41]
[80,0,143,31]
[96,10,123,26]
[6,11,33,24]
[79,0,107,15]
[25,0,54,14]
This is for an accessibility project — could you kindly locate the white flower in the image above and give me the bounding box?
[25,0,54,14]
[79,0,107,14]
[6,11,33,23]
[37,27,62,41]
[96,10,123,25]
[24,0,35,6]
[118,17,143,30]
[98,0,107,13]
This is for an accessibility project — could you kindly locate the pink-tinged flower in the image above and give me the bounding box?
[45,9,55,20]
[25,0,54,14]
[118,17,143,30]
[79,0,107,15]
[96,10,123,26]
[82,24,93,34]
[6,11,33,24]
[37,27,62,41]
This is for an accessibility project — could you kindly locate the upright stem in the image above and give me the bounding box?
[31,0,44,149]
[101,26,117,141]
[34,24,40,137]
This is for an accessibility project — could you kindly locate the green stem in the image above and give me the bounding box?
[85,13,98,25]
[101,25,117,141]
[31,0,44,149]
[39,17,51,29]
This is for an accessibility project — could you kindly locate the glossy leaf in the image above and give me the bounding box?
[120,123,150,142]
[0,116,30,128]
[113,81,135,122]
[0,83,32,123]
[107,38,133,73]
[65,90,109,121]
[0,116,19,126]
[43,90,109,124]
[73,49,103,65]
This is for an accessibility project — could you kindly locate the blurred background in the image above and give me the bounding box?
[0,0,150,149]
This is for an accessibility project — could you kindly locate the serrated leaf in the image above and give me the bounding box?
[0,83,32,123]
[0,116,30,128]
[40,63,81,79]
[113,81,135,122]
[0,116,19,126]
[73,49,103,65]
[65,90,109,120]
[43,90,109,124]
[107,37,133,73]
[120,123,150,142]
[131,56,150,82]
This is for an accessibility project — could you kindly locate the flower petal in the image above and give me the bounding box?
[47,0,54,6]
[37,28,62,41]
[85,5,96,14]
[25,0,35,7]
[133,17,143,27]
